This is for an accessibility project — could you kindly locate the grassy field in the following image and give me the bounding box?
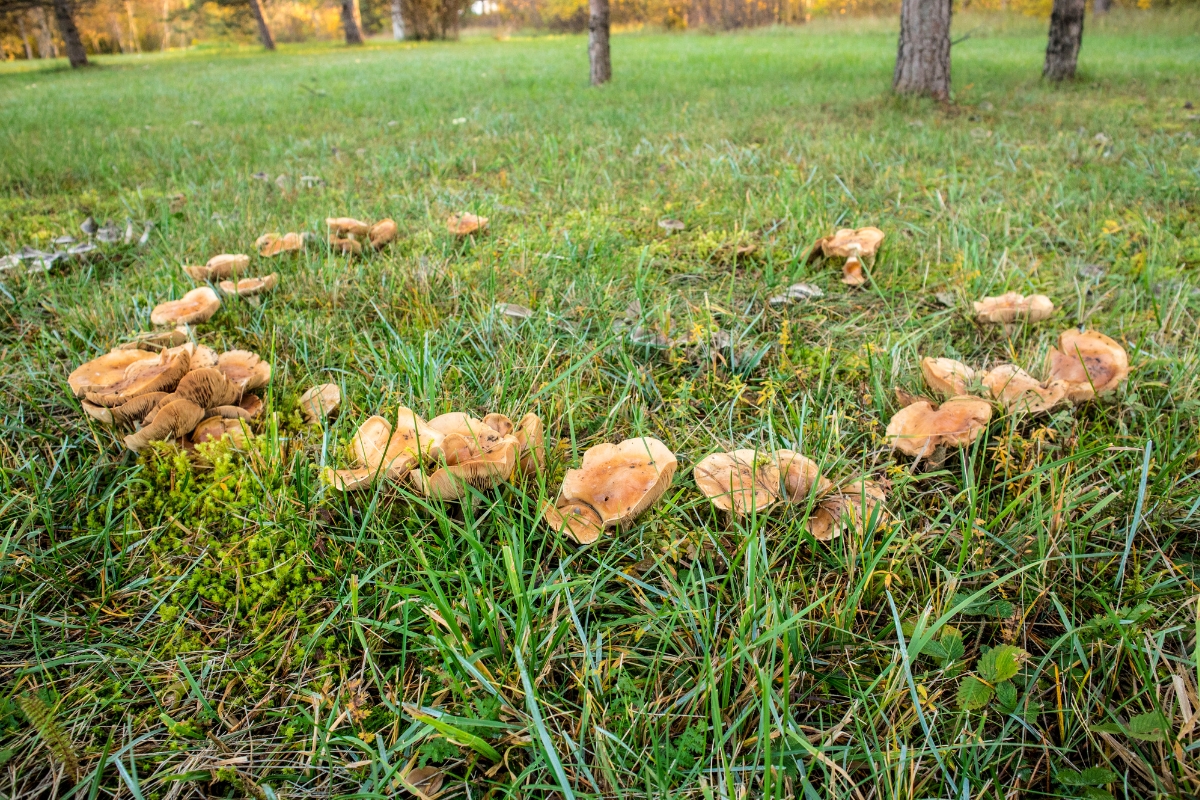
[2,11,1200,799]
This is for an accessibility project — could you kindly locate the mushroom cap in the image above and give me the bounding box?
[256,232,304,257]
[82,391,171,428]
[192,416,251,448]
[841,256,867,286]
[151,286,221,326]
[774,449,832,502]
[123,398,206,452]
[886,396,993,458]
[820,227,885,259]
[921,357,976,397]
[369,219,398,249]
[68,349,159,397]
[446,213,488,236]
[973,292,1055,325]
[328,236,363,255]
[693,449,780,515]
[116,327,191,352]
[482,412,514,436]
[299,384,341,424]
[322,466,378,492]
[325,409,440,492]
[1046,329,1129,402]
[982,364,1067,414]
[175,367,242,408]
[216,350,271,391]
[808,478,887,541]
[512,412,544,473]
[185,254,250,281]
[84,350,191,407]
[546,437,677,544]
[420,438,519,500]
[238,393,264,419]
[218,273,278,297]
[496,302,534,320]
[208,404,255,420]
[326,217,370,237]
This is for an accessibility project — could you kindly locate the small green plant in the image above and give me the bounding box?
[1055,766,1119,800]
[1092,711,1170,742]
[956,645,1028,712]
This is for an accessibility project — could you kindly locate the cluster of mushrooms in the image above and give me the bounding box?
[68,328,270,452]
[806,226,885,287]
[325,217,398,255]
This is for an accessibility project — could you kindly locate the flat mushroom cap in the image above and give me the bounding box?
[124,398,206,452]
[774,449,832,502]
[821,227,885,259]
[84,350,191,407]
[973,292,1055,326]
[809,479,887,542]
[328,236,363,255]
[982,364,1067,414]
[1046,329,1130,403]
[921,357,976,398]
[446,213,488,236]
[219,274,278,297]
[256,232,304,257]
[369,219,398,249]
[185,254,250,281]
[216,350,271,392]
[117,327,191,352]
[68,349,159,397]
[886,396,993,458]
[693,449,780,515]
[299,384,341,424]
[151,286,221,326]
[326,217,371,237]
[175,367,242,408]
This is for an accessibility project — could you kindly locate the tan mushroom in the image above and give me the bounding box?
[158,342,219,371]
[809,227,885,263]
[808,479,887,541]
[886,396,993,459]
[151,287,221,326]
[175,367,242,408]
[68,349,159,397]
[80,391,170,427]
[694,449,780,516]
[921,357,976,398]
[191,416,251,448]
[326,217,371,237]
[775,450,833,502]
[323,409,441,491]
[208,404,256,420]
[974,293,1055,326]
[982,364,1067,414]
[256,232,304,257]
[218,274,278,297]
[116,327,191,352]
[84,350,191,407]
[512,413,544,473]
[124,398,206,452]
[299,384,341,425]
[543,437,676,545]
[216,350,271,392]
[184,254,250,282]
[238,393,264,419]
[369,219,398,249]
[411,413,519,500]
[1046,329,1129,403]
[328,236,363,255]
[841,255,867,287]
[447,213,488,236]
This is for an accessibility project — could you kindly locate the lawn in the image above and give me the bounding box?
[2,11,1200,798]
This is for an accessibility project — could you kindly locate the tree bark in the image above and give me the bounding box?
[391,0,404,39]
[893,0,951,100]
[35,7,57,57]
[1044,0,1086,81]
[18,15,33,60]
[51,0,88,67]
[340,0,364,45]
[1093,0,1110,14]
[588,0,610,86]
[247,0,276,50]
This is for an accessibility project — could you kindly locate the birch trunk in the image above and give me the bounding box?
[391,0,405,40]
[893,0,952,100]
[1044,0,1086,81]
[588,0,611,86]
[341,0,364,45]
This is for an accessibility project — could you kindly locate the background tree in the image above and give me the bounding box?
[1,0,89,65]
[1044,0,1086,81]
[588,0,610,85]
[341,0,363,44]
[1093,0,1110,14]
[246,0,273,50]
[893,0,951,99]
[391,0,403,39]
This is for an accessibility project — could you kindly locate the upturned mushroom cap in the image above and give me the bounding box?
[216,350,271,391]
[84,350,191,407]
[184,254,250,281]
[123,398,206,452]
[1046,329,1130,403]
[326,217,371,237]
[192,416,251,448]
[416,412,520,499]
[116,327,191,352]
[808,479,887,541]
[816,227,885,260]
[175,367,242,408]
[982,364,1067,414]
[974,293,1055,326]
[218,274,278,297]
[544,437,677,544]
[151,287,221,326]
[886,396,993,458]
[774,450,832,502]
[369,219,398,249]
[68,349,159,397]
[841,256,867,286]
[256,232,304,257]
[81,391,171,427]
[694,449,780,515]
[446,213,488,236]
[324,408,443,492]
[299,384,341,424]
[512,413,545,473]
[238,393,264,419]
[328,236,363,255]
[921,357,976,397]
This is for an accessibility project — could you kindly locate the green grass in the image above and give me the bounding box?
[2,11,1200,798]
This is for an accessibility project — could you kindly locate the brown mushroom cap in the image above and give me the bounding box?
[84,350,191,407]
[209,404,255,420]
[808,479,887,541]
[369,219,398,249]
[81,391,171,428]
[921,357,976,397]
[982,364,1067,414]
[694,449,780,515]
[841,256,867,286]
[151,287,221,326]
[184,254,250,282]
[417,412,519,499]
[68,349,159,397]
[175,367,242,408]
[328,236,363,255]
[256,232,304,257]
[774,450,832,502]
[512,413,544,473]
[216,350,271,392]
[238,393,264,419]
[124,398,206,452]
[324,409,443,492]
[326,217,371,237]
[218,274,278,297]
[116,327,191,352]
[446,213,488,236]
[544,437,677,544]
[1046,329,1129,403]
[886,396,993,458]
[192,416,251,448]
[299,384,341,424]
[973,292,1055,326]
[818,227,885,260]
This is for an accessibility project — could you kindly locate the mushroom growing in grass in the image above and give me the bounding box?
[886,395,993,459]
[693,450,781,516]
[543,437,677,545]
[807,478,888,541]
[982,365,1067,415]
[974,293,1055,330]
[369,219,398,250]
[124,398,206,452]
[299,384,341,425]
[328,236,363,256]
[410,413,520,500]
[184,254,249,282]
[921,357,976,398]
[256,232,304,257]
[219,274,278,298]
[808,227,885,287]
[191,416,251,448]
[82,350,192,407]
[323,409,442,491]
[216,350,271,392]
[68,349,161,398]
[1046,328,1129,403]
[446,213,488,236]
[151,287,221,326]
[326,217,371,237]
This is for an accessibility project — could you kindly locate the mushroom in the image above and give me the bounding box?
[1046,329,1129,403]
[216,350,271,392]
[256,232,304,257]
[694,449,780,516]
[299,384,341,424]
[369,219,398,249]
[974,293,1055,327]
[80,391,170,427]
[323,409,441,491]
[328,236,363,255]
[238,393,265,419]
[543,437,677,545]
[218,274,278,297]
[775,450,833,502]
[811,227,886,262]
[982,364,1067,414]
[921,357,976,398]
[886,396,993,459]
[446,213,488,236]
[68,349,160,397]
[326,217,370,237]
[191,416,251,448]
[184,254,250,282]
[124,398,206,452]
[83,350,191,407]
[658,218,685,233]
[411,413,519,500]
[496,302,534,320]
[808,479,887,541]
[511,412,544,473]
[174,367,242,408]
[841,256,867,287]
[116,327,191,352]
[151,287,221,326]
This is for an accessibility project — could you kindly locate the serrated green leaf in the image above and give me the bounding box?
[1056,769,1086,786]
[1077,767,1118,785]
[1126,712,1167,742]
[978,645,1024,683]
[940,632,965,662]
[1081,788,1114,800]
[984,600,1015,618]
[1091,722,1125,735]
[923,640,948,660]
[956,676,994,711]
[995,680,1017,711]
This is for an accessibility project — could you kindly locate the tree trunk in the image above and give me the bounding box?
[51,0,88,67]
[1093,0,1110,14]
[35,8,57,57]
[125,1,141,53]
[340,0,364,45]
[161,0,169,50]
[1044,0,1086,81]
[588,0,611,86]
[391,0,404,39]
[247,0,276,50]
[893,0,952,100]
[18,15,33,60]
